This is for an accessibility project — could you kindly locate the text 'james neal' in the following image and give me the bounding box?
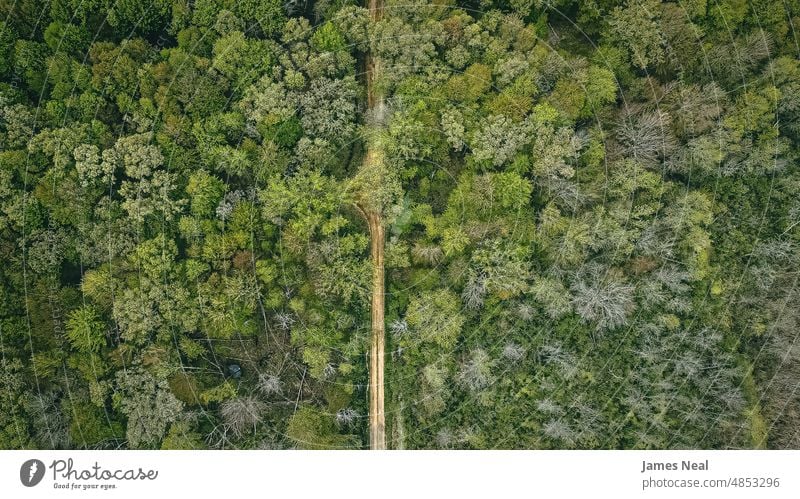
[641,460,709,473]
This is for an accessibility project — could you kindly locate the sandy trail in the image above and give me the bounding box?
[362,0,386,450]
[366,211,385,449]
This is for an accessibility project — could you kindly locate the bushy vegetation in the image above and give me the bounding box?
[0,0,798,449]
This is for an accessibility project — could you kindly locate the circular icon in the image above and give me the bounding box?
[20,459,45,487]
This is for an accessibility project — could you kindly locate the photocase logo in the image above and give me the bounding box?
[20,459,45,487]
[15,457,159,490]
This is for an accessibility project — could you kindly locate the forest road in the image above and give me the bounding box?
[363,0,386,450]
[365,210,386,450]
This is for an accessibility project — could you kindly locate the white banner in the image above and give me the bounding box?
[1,450,797,498]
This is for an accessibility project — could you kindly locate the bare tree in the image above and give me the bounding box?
[220,397,266,438]
[389,318,409,338]
[257,374,282,396]
[322,363,338,380]
[25,391,70,449]
[543,419,576,446]
[616,108,677,165]
[502,342,526,362]
[435,428,455,449]
[274,312,295,331]
[516,303,535,321]
[411,243,443,266]
[572,268,634,333]
[536,398,562,415]
[461,271,487,309]
[540,343,580,379]
[457,348,493,392]
[335,408,359,428]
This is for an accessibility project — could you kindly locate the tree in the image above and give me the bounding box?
[114,369,183,449]
[234,0,286,37]
[186,170,226,218]
[405,289,465,349]
[113,288,163,346]
[418,364,448,421]
[73,144,113,188]
[531,276,573,320]
[582,66,617,116]
[68,400,123,448]
[220,397,266,438]
[605,0,665,70]
[120,171,185,225]
[286,406,355,450]
[311,22,347,52]
[469,241,531,299]
[470,115,531,167]
[0,358,33,449]
[212,32,273,92]
[571,266,634,333]
[43,21,89,56]
[299,77,359,144]
[0,22,16,76]
[65,306,106,353]
[161,420,205,450]
[14,40,49,93]
[107,0,172,35]
[456,348,493,392]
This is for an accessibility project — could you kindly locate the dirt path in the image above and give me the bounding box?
[366,211,385,449]
[363,0,386,450]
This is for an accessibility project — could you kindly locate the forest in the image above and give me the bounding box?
[0,0,799,450]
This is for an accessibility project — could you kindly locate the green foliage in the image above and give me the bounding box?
[199,381,236,405]
[604,0,665,70]
[405,289,465,349]
[160,420,206,449]
[0,0,796,452]
[286,406,355,449]
[234,0,287,37]
[582,66,617,116]
[0,22,16,76]
[186,170,226,218]
[107,0,172,35]
[212,31,273,91]
[68,401,123,447]
[65,306,106,353]
[311,22,347,52]
[43,22,89,55]
[113,369,183,449]
[259,117,303,148]
[14,40,49,93]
